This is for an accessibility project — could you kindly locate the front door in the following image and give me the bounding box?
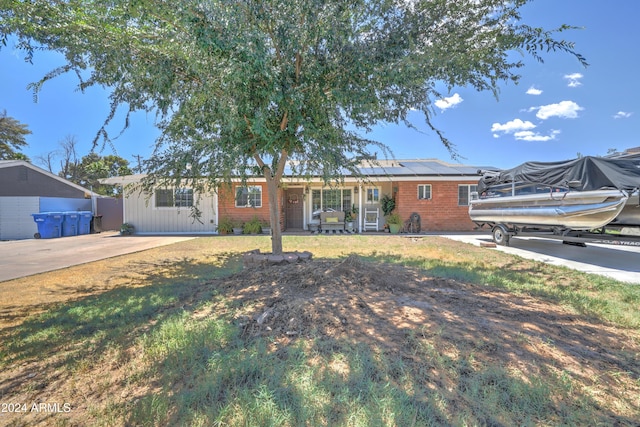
[285,188,304,230]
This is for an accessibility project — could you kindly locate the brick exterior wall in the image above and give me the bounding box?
[217,182,286,229]
[216,179,478,232]
[217,182,271,224]
[394,180,477,231]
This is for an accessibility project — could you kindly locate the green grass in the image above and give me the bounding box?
[120,305,605,426]
[129,318,514,426]
[2,235,639,426]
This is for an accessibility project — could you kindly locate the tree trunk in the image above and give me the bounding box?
[265,176,283,254]
[255,149,288,255]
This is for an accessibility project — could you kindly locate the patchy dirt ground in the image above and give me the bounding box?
[1,241,639,425]
[230,256,640,397]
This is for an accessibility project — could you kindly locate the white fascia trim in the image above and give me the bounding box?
[371,176,480,182]
[302,176,478,185]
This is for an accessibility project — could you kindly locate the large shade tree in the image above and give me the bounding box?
[0,110,31,161]
[1,0,586,254]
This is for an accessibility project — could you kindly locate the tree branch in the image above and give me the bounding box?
[274,149,288,182]
[279,111,288,132]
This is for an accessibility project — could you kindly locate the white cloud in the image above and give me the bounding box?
[491,118,536,134]
[514,130,561,142]
[491,118,561,142]
[613,111,633,119]
[526,86,542,95]
[533,101,583,120]
[434,93,463,111]
[564,73,583,88]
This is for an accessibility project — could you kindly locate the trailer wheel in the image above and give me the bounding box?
[492,226,510,246]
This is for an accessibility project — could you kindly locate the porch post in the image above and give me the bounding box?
[303,186,307,231]
[358,183,363,233]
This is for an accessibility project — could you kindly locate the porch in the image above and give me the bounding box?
[283,181,392,233]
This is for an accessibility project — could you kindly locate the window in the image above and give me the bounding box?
[323,189,342,211]
[366,187,379,203]
[312,189,322,215]
[156,188,194,208]
[236,186,262,208]
[311,188,352,219]
[458,184,478,206]
[418,184,432,200]
[156,189,174,207]
[341,190,352,212]
[175,188,193,207]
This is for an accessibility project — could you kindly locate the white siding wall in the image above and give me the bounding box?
[124,189,218,234]
[0,197,40,240]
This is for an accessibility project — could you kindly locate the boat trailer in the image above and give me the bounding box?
[487,223,640,248]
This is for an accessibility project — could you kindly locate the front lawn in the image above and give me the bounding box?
[1,235,638,426]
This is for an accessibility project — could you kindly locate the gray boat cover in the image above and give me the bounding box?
[477,156,640,194]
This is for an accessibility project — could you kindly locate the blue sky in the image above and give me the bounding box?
[1,0,638,172]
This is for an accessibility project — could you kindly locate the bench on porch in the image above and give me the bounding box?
[320,211,345,231]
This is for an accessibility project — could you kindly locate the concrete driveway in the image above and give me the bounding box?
[440,232,640,284]
[2,231,638,284]
[0,232,196,282]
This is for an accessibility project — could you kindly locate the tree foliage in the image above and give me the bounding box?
[63,152,132,196]
[0,0,586,253]
[0,110,31,161]
[35,135,132,195]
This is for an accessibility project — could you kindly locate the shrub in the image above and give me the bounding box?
[243,216,263,234]
[120,223,135,235]
[217,217,234,234]
[380,194,396,217]
[345,204,358,222]
[385,213,402,225]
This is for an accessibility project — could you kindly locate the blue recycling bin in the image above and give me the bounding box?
[78,211,93,235]
[31,212,63,239]
[62,211,80,237]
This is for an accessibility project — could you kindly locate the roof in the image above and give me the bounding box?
[356,159,484,177]
[608,147,640,159]
[100,173,147,185]
[0,160,100,197]
[101,158,488,185]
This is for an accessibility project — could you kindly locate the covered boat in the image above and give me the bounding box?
[470,156,640,231]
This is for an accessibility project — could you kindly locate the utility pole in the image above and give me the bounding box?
[132,154,143,173]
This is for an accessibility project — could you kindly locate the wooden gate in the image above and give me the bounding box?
[96,197,123,231]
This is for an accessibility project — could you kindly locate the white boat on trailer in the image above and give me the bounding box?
[470,156,640,246]
[469,186,629,230]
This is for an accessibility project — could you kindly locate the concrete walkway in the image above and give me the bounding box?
[440,232,640,284]
[0,232,196,282]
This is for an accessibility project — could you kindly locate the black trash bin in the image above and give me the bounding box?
[91,215,103,233]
